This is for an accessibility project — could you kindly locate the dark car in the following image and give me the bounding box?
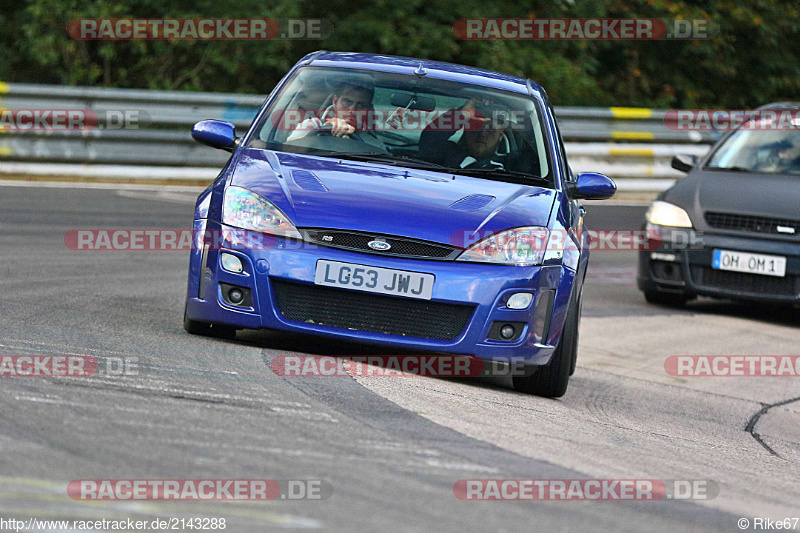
[638,103,800,306]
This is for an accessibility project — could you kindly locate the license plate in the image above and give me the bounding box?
[314,260,434,300]
[712,249,786,277]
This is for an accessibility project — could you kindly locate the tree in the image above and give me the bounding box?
[2,0,798,108]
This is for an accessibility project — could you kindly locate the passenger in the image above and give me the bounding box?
[420,97,508,169]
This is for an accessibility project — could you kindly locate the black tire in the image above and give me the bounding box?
[512,288,580,398]
[183,306,236,339]
[643,289,689,307]
[569,288,583,377]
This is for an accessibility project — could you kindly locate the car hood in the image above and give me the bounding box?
[228,149,556,246]
[664,168,800,229]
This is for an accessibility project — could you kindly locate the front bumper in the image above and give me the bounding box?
[638,226,800,303]
[185,222,576,365]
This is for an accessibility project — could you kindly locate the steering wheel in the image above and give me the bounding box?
[309,123,362,141]
[309,124,334,136]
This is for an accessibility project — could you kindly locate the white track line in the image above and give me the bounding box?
[0,179,206,192]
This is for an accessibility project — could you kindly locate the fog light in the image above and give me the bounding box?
[506,292,533,310]
[220,283,251,307]
[228,288,244,304]
[500,324,516,340]
[221,252,243,273]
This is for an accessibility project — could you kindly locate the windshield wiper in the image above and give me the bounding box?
[307,151,549,183]
[452,167,550,186]
[704,165,752,172]
[311,151,450,171]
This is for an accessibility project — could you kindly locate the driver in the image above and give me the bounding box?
[766,133,800,173]
[287,76,384,150]
[420,97,508,169]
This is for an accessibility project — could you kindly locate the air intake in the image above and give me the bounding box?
[291,170,328,192]
[449,194,495,211]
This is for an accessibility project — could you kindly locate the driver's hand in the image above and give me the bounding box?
[325,117,356,137]
[460,98,491,130]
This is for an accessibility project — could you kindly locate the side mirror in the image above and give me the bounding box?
[671,154,697,173]
[192,120,238,152]
[569,172,617,200]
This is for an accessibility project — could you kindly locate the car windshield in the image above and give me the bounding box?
[706,116,800,175]
[246,66,552,185]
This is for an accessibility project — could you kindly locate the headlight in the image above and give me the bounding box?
[646,201,693,228]
[456,227,550,266]
[222,186,302,239]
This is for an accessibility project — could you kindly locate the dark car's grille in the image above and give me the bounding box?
[705,212,799,236]
[690,266,798,296]
[272,280,474,340]
[304,229,456,259]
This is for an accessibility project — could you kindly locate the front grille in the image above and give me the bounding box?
[304,229,456,259]
[705,212,799,236]
[690,266,798,296]
[272,280,475,340]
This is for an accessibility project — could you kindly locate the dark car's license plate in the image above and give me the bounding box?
[712,249,786,277]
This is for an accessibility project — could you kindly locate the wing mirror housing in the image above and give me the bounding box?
[568,172,617,200]
[671,154,698,173]
[192,120,239,152]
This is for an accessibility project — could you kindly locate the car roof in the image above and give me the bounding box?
[298,51,544,99]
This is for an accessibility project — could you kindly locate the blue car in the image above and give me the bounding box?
[183,52,616,397]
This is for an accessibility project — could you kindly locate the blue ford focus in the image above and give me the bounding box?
[183,51,616,397]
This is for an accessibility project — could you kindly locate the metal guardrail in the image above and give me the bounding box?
[556,106,717,144]
[0,83,716,178]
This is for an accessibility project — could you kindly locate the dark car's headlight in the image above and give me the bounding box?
[646,201,693,228]
[222,186,302,239]
[456,227,550,266]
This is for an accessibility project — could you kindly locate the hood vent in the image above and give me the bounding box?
[449,194,495,211]
[291,170,328,192]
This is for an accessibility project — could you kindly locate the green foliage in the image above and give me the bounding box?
[1,0,798,107]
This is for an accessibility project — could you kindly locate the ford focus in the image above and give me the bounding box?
[183,52,616,397]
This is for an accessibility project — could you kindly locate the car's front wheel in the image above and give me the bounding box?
[183,305,236,339]
[512,287,580,398]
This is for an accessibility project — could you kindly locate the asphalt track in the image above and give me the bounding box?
[0,183,797,531]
